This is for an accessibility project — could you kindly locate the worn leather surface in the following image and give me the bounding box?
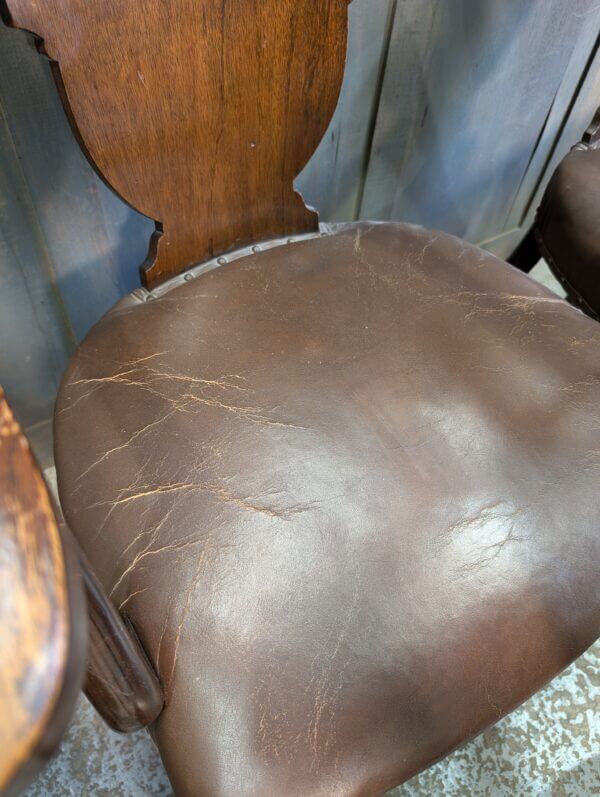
[536,145,600,318]
[54,222,600,797]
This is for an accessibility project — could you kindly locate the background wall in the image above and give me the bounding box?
[1,0,600,461]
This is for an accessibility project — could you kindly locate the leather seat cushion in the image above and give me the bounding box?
[536,145,600,318]
[54,222,600,797]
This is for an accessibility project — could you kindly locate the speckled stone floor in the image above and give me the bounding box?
[26,263,600,796]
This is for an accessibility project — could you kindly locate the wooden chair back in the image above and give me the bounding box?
[3,0,351,287]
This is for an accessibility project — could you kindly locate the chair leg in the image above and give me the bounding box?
[73,540,164,733]
[508,227,540,273]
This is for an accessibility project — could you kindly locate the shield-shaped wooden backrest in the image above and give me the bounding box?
[2,0,351,287]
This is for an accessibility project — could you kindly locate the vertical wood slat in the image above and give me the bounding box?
[513,21,600,232]
[473,15,600,260]
[297,0,395,221]
[360,0,598,256]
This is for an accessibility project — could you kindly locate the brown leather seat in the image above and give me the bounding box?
[536,143,600,318]
[55,222,600,797]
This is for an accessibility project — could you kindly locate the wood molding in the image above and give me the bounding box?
[3,0,351,287]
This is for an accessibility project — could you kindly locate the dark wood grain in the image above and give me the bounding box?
[0,385,163,792]
[3,0,351,287]
[0,387,85,796]
[78,546,164,733]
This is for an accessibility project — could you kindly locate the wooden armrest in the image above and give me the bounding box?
[0,388,86,796]
[0,388,163,795]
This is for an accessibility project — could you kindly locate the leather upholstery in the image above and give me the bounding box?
[536,144,600,318]
[54,222,600,796]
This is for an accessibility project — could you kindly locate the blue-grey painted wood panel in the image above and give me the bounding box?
[298,0,395,221]
[0,95,72,430]
[361,0,599,257]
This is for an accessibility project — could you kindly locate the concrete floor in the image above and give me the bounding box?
[25,264,600,796]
